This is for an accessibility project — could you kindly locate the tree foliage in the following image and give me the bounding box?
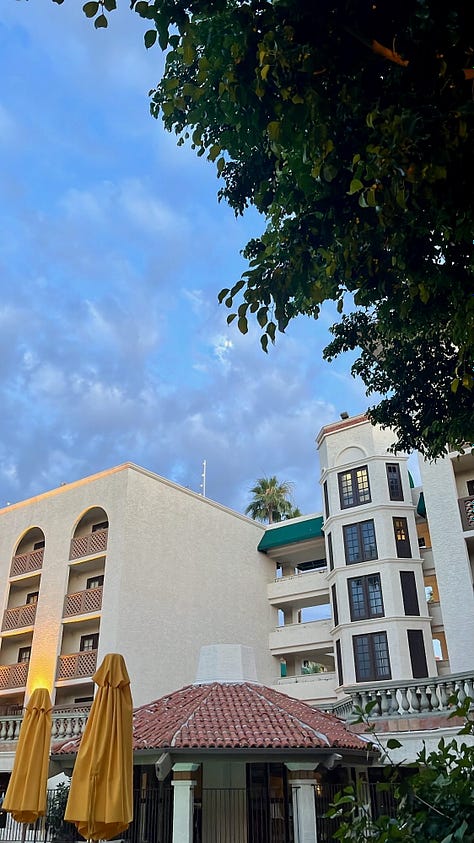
[245,475,298,523]
[52,0,474,456]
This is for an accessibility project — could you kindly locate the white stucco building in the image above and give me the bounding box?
[0,412,473,778]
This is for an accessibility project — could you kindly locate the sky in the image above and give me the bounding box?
[0,0,374,518]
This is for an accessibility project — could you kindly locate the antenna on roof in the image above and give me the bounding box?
[200,460,207,497]
[340,411,349,420]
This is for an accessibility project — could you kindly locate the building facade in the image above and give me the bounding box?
[0,413,473,773]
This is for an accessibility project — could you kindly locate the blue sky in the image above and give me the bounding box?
[0,0,373,517]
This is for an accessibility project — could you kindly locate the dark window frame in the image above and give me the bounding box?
[18,646,31,664]
[386,463,403,501]
[327,532,334,571]
[86,575,104,590]
[400,570,420,616]
[338,466,371,509]
[348,574,384,621]
[335,639,343,687]
[92,521,109,533]
[343,520,378,565]
[323,481,330,519]
[393,517,412,558]
[353,632,391,682]
[407,629,428,678]
[26,591,39,605]
[80,633,99,652]
[331,584,339,627]
[467,479,474,496]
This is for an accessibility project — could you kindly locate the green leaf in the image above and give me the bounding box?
[348,178,364,195]
[260,334,269,353]
[226,313,236,325]
[144,29,157,49]
[237,316,248,334]
[386,738,402,750]
[218,288,230,304]
[83,1,99,18]
[267,321,276,342]
[103,0,116,11]
[267,121,280,141]
[94,14,108,28]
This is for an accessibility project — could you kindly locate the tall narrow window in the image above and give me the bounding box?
[467,480,474,496]
[400,571,420,615]
[331,584,339,627]
[335,639,343,686]
[353,632,391,682]
[386,464,403,501]
[393,517,412,558]
[338,466,371,509]
[407,629,428,678]
[343,520,377,564]
[323,481,330,518]
[327,532,334,571]
[348,574,384,620]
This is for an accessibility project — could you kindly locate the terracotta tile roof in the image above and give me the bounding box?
[52,683,369,755]
[319,414,368,437]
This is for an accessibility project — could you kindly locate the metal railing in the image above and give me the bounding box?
[458,495,474,531]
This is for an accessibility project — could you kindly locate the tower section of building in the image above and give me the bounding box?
[317,415,436,690]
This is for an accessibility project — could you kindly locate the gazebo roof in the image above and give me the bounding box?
[53,682,370,755]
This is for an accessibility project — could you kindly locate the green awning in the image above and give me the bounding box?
[417,491,426,518]
[258,516,324,552]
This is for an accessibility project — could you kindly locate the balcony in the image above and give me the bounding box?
[63,586,103,618]
[0,704,92,743]
[269,619,332,655]
[9,548,44,578]
[458,496,474,532]
[69,529,108,560]
[274,670,338,703]
[267,569,329,607]
[0,661,29,690]
[56,649,97,681]
[2,602,37,632]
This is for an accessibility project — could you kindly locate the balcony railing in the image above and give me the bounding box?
[458,495,474,531]
[69,529,108,560]
[63,586,103,618]
[56,649,98,681]
[267,568,329,605]
[2,602,37,632]
[341,669,474,720]
[9,548,44,578]
[0,705,92,743]
[0,661,29,690]
[269,618,332,653]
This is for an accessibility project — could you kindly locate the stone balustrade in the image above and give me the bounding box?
[0,707,90,743]
[342,670,474,719]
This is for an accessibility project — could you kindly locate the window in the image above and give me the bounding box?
[400,571,420,615]
[331,584,339,627]
[80,633,99,652]
[393,517,412,558]
[92,521,108,532]
[18,646,31,664]
[418,536,426,548]
[335,639,343,686]
[343,520,377,564]
[386,464,403,501]
[26,591,39,604]
[353,632,391,682]
[467,480,474,496]
[323,481,329,518]
[338,466,371,509]
[348,574,384,620]
[327,532,334,571]
[33,540,45,550]
[407,629,428,678]
[86,575,104,590]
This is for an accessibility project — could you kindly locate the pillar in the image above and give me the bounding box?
[285,764,318,843]
[171,763,199,843]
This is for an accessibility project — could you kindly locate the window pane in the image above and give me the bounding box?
[344,524,361,563]
[349,578,366,619]
[386,464,403,501]
[340,472,355,507]
[356,468,371,503]
[373,633,391,678]
[360,521,377,559]
[353,636,372,681]
[367,575,383,615]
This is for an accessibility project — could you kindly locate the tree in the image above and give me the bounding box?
[50,1,474,456]
[245,476,297,523]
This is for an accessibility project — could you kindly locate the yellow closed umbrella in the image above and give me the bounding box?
[65,653,133,840]
[2,687,53,823]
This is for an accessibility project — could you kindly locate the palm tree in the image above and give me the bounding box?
[245,476,299,524]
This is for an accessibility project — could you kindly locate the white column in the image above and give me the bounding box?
[171,763,199,843]
[286,764,318,843]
